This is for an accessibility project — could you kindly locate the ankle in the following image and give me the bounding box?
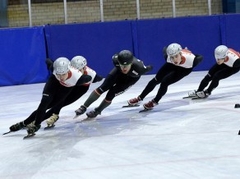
[152,99,158,104]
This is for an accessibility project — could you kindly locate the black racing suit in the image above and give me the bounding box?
[138,47,203,103]
[82,56,153,114]
[23,73,91,126]
[197,59,240,94]
[43,74,102,120]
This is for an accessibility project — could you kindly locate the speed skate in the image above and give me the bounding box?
[139,108,152,113]
[183,96,206,100]
[2,131,12,135]
[122,104,140,108]
[23,133,36,139]
[75,117,96,123]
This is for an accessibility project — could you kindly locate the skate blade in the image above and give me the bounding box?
[44,125,55,130]
[3,131,12,135]
[139,108,152,113]
[191,97,207,100]
[76,117,95,123]
[183,96,196,99]
[82,117,93,121]
[23,133,36,139]
[122,104,140,108]
[73,114,81,119]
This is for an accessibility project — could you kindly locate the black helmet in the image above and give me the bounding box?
[117,50,133,65]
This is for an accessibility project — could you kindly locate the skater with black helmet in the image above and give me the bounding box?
[74,49,153,119]
[187,45,240,100]
[127,43,203,111]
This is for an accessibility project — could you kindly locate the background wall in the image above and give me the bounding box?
[44,15,222,77]
[0,27,48,86]
[1,14,240,86]
[6,0,222,27]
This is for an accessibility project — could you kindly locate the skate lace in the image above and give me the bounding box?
[128,97,140,105]
[146,101,154,108]
[14,123,21,129]
[196,91,206,98]
[27,123,41,134]
[27,121,36,128]
[12,123,22,130]
[76,105,86,114]
[87,110,100,118]
[130,98,138,103]
[144,100,157,109]
[188,90,196,97]
[46,113,59,124]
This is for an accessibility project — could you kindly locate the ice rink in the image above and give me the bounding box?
[1,71,240,179]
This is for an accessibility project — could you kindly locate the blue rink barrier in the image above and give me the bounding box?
[44,21,135,77]
[0,27,48,86]
[133,15,222,71]
[1,14,240,86]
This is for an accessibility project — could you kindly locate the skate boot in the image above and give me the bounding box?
[75,105,87,116]
[196,90,210,99]
[26,122,41,135]
[127,96,142,106]
[46,113,59,127]
[143,99,158,110]
[188,90,197,98]
[23,122,41,139]
[86,109,101,118]
[234,103,240,108]
[9,121,26,132]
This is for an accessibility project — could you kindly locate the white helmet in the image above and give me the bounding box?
[166,43,182,56]
[71,56,87,70]
[214,45,228,60]
[53,57,70,75]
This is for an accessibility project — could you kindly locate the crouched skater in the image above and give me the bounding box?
[7,57,92,138]
[74,50,153,119]
[44,55,103,128]
[127,43,203,111]
[187,45,240,100]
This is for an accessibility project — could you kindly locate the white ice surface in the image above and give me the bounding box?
[0,71,240,179]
